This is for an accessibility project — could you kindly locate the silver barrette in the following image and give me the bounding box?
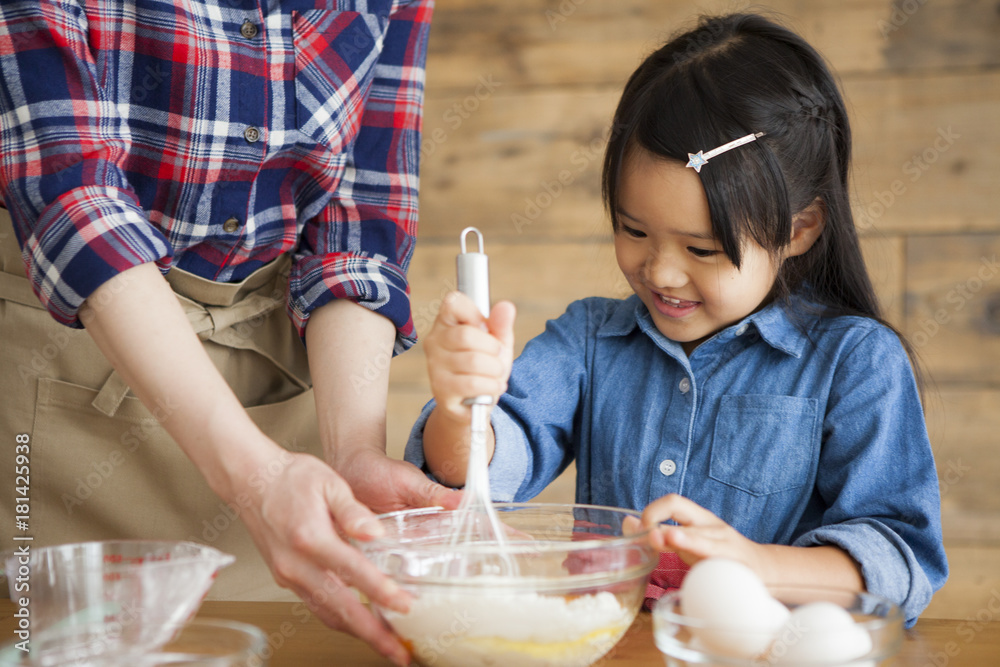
[685,132,765,173]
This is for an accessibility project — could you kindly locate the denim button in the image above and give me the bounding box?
[679,377,691,393]
[659,459,677,476]
[240,19,258,39]
[244,126,261,143]
[736,324,748,336]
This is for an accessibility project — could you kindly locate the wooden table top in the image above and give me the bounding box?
[3,600,999,665]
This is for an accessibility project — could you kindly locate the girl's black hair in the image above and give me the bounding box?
[602,13,921,378]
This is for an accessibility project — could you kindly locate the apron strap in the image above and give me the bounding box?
[176,286,311,393]
[0,214,309,414]
[91,370,133,417]
[178,292,280,339]
[0,270,45,311]
[88,285,307,418]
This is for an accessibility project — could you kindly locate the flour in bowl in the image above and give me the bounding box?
[383,589,633,667]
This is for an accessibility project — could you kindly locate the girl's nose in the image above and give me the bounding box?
[645,249,688,289]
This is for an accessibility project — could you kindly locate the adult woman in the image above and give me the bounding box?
[0,2,452,664]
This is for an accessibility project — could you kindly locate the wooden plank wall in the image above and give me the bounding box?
[385,0,1000,618]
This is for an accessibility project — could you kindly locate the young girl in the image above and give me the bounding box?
[404,13,947,626]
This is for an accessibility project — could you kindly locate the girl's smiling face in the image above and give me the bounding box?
[614,148,780,354]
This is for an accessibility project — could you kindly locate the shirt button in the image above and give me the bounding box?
[223,217,241,233]
[659,459,677,476]
[678,377,691,394]
[736,324,749,336]
[240,19,258,39]
[244,126,261,143]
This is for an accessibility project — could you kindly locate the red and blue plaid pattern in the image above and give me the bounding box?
[0,0,432,350]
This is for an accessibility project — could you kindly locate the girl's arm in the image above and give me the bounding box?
[639,494,864,590]
[641,325,945,624]
[420,292,515,487]
[423,405,496,487]
[794,325,946,622]
[80,262,412,666]
[407,296,600,501]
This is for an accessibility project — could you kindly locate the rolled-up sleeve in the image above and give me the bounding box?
[404,400,533,502]
[288,0,432,353]
[0,2,172,327]
[793,326,948,626]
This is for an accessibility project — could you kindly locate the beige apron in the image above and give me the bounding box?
[0,208,320,601]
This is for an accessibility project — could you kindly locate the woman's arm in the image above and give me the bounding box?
[304,298,462,511]
[79,264,272,497]
[80,262,412,667]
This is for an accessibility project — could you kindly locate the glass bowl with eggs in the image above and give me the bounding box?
[354,502,658,667]
[652,559,903,667]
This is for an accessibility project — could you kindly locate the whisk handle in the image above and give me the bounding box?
[457,227,490,319]
[458,227,494,407]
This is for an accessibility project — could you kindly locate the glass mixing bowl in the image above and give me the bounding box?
[355,502,658,667]
[653,586,903,667]
[3,540,233,657]
[0,618,266,666]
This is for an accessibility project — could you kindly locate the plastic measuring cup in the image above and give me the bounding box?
[3,541,234,657]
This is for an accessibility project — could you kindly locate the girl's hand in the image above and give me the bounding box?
[638,493,768,575]
[632,494,866,591]
[424,291,516,423]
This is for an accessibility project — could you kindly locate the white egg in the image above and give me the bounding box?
[680,559,771,621]
[769,601,874,665]
[680,559,790,659]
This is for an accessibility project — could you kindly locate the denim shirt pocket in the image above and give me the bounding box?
[709,394,819,496]
[292,9,387,152]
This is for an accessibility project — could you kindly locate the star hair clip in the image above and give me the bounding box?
[685,132,766,173]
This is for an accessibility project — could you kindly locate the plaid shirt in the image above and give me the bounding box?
[0,0,432,351]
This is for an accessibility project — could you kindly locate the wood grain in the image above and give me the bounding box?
[4,601,997,665]
[418,86,616,243]
[904,234,1000,383]
[925,388,1000,515]
[424,0,1000,93]
[848,72,1000,236]
[924,544,1000,620]
[861,234,906,327]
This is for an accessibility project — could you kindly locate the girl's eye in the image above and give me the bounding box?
[688,247,719,258]
[621,225,646,239]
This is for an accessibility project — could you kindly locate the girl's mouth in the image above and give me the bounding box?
[652,292,701,318]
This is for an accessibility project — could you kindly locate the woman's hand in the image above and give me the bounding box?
[78,267,423,665]
[333,446,463,513]
[424,291,516,423]
[638,494,767,573]
[232,446,414,666]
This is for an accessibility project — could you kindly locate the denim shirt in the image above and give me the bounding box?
[405,295,948,625]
